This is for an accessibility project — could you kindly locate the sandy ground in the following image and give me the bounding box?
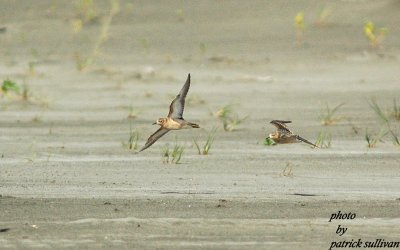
[1,0,400,249]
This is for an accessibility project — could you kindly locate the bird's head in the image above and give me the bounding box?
[269,132,279,139]
[153,118,167,126]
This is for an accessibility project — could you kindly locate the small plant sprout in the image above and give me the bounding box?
[214,105,248,132]
[391,99,400,121]
[1,79,21,96]
[74,0,99,24]
[139,38,150,53]
[199,42,207,54]
[127,105,138,119]
[121,122,139,150]
[264,137,276,146]
[314,131,332,148]
[176,9,184,22]
[364,21,388,49]
[368,98,400,144]
[368,98,389,123]
[319,102,345,125]
[280,164,293,177]
[214,105,232,119]
[162,143,184,164]
[369,98,400,123]
[193,128,217,155]
[365,128,387,148]
[128,124,139,150]
[75,0,119,71]
[71,19,83,34]
[314,7,331,27]
[391,130,400,146]
[295,11,305,46]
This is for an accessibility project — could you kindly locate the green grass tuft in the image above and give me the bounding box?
[1,80,20,95]
[162,143,184,164]
[264,137,277,146]
[193,128,217,155]
[214,105,248,132]
[314,131,332,148]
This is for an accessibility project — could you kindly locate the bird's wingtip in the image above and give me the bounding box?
[270,120,292,124]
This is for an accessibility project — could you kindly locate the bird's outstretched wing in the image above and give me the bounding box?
[296,135,319,148]
[270,120,293,134]
[168,74,191,119]
[139,127,170,152]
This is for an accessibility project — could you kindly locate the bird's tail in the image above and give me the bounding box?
[189,122,200,128]
[296,135,319,148]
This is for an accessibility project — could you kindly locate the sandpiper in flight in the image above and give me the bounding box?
[268,120,319,148]
[139,74,199,152]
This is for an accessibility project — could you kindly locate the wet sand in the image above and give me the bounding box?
[1,0,400,249]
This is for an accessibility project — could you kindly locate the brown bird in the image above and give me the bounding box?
[268,120,319,148]
[139,74,199,152]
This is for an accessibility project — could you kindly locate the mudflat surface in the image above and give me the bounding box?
[1,0,400,249]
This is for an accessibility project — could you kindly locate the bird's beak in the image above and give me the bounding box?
[152,122,157,125]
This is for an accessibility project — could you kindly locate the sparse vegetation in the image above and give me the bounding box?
[319,102,344,125]
[368,98,399,146]
[193,128,217,155]
[28,62,37,76]
[74,0,99,24]
[199,42,207,54]
[139,38,150,53]
[348,120,360,135]
[314,7,331,27]
[364,21,388,49]
[264,137,277,146]
[127,105,138,119]
[214,105,248,132]
[391,131,400,146]
[1,79,30,101]
[369,98,400,122]
[121,123,139,150]
[74,0,119,71]
[365,128,387,148]
[175,8,184,22]
[295,11,305,45]
[368,99,389,123]
[1,79,49,106]
[128,124,139,150]
[390,99,400,121]
[314,131,332,148]
[1,79,21,95]
[162,143,184,164]
[280,163,293,177]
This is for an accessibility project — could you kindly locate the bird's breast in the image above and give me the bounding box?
[164,118,183,130]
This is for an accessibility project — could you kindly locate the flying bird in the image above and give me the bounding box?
[268,120,319,148]
[139,74,199,152]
